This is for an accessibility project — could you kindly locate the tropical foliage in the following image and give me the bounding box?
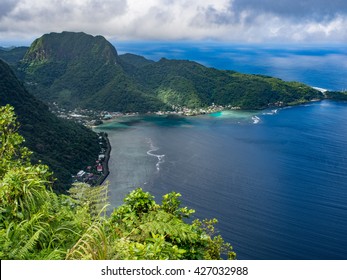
[0,105,236,260]
[0,47,28,65]
[1,32,323,112]
[0,59,100,192]
[127,58,322,110]
[325,91,347,100]
[17,32,166,112]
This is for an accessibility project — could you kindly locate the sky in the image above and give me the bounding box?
[1,0,347,45]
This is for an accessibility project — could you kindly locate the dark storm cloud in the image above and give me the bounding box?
[0,0,19,19]
[200,6,235,25]
[191,4,236,28]
[231,0,347,21]
[192,0,347,28]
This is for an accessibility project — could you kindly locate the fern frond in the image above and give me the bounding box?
[68,183,109,217]
[12,229,42,259]
[139,211,198,244]
[66,220,110,260]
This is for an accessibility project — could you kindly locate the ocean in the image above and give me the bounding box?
[95,101,347,260]
[94,43,347,259]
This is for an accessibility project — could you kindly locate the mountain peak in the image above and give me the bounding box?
[23,31,119,64]
[18,31,126,108]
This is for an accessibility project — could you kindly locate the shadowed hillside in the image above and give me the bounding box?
[0,59,99,192]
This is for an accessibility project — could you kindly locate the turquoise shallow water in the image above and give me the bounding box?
[95,100,347,259]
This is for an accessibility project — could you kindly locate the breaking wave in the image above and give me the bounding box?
[146,138,165,172]
[252,116,261,124]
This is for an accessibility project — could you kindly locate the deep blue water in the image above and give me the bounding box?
[96,100,347,260]
[115,42,347,91]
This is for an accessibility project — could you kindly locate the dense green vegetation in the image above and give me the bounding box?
[0,47,28,65]
[123,57,322,109]
[17,32,165,112]
[0,31,324,112]
[325,91,347,101]
[0,59,99,192]
[0,105,236,260]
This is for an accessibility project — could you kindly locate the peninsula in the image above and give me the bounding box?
[1,31,323,116]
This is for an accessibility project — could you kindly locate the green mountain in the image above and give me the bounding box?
[18,31,164,112]
[0,46,28,65]
[120,55,322,109]
[2,31,323,112]
[325,91,347,100]
[0,59,100,192]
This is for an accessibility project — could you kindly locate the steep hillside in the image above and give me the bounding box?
[0,46,28,65]
[119,53,155,69]
[0,59,99,192]
[19,31,121,106]
[18,31,164,111]
[122,56,322,109]
[325,91,347,100]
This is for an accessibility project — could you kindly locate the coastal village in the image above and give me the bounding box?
[48,104,112,186]
[71,131,111,186]
[49,101,241,127]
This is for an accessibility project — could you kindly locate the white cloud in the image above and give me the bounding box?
[0,0,346,44]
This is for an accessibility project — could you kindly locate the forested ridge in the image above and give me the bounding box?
[0,31,323,112]
[325,90,347,100]
[121,55,322,109]
[0,59,99,193]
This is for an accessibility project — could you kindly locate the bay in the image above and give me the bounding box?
[95,100,347,260]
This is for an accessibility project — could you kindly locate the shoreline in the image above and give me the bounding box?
[95,132,111,186]
[94,98,326,127]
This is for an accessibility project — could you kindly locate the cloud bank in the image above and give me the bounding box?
[0,0,346,44]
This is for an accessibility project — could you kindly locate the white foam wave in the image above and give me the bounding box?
[262,109,278,115]
[312,86,328,93]
[252,116,261,124]
[146,138,165,171]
